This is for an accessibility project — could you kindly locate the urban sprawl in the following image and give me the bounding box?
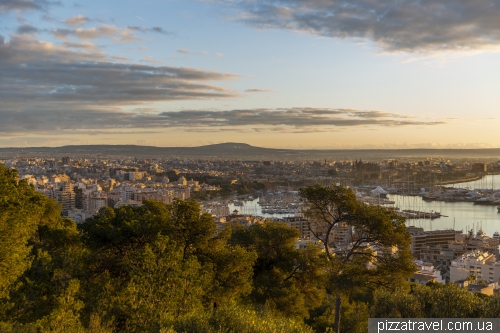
[3,155,500,296]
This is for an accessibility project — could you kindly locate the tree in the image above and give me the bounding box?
[371,283,485,319]
[109,235,207,332]
[231,222,327,318]
[5,217,87,325]
[300,185,415,333]
[79,199,256,332]
[0,165,49,299]
[167,199,216,259]
[199,225,257,306]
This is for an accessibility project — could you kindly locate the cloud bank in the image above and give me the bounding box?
[223,0,500,53]
[0,0,59,12]
[0,107,444,135]
[0,34,240,108]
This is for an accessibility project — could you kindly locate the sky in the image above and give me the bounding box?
[0,0,499,149]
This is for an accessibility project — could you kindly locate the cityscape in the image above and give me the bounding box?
[3,147,500,286]
[1,0,499,332]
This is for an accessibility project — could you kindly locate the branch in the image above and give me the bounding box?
[283,264,301,283]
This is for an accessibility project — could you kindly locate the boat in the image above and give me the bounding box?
[421,195,437,202]
[371,186,388,198]
[473,197,500,206]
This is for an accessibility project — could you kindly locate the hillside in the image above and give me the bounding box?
[1,143,500,161]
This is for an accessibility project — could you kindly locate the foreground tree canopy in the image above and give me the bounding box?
[2,166,500,333]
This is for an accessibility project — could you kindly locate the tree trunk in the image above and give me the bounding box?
[333,293,341,333]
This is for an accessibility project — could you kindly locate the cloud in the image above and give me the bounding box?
[177,49,190,54]
[155,108,444,129]
[62,41,98,50]
[53,24,140,43]
[16,23,39,34]
[0,0,59,12]
[245,89,273,93]
[222,0,500,53]
[0,34,240,118]
[128,26,175,36]
[64,14,89,26]
[0,106,445,135]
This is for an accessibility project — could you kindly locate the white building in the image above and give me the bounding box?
[450,250,500,283]
[408,260,445,285]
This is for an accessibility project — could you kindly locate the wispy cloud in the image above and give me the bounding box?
[53,24,141,43]
[64,14,89,26]
[220,0,500,53]
[245,89,273,93]
[0,107,446,135]
[155,108,444,129]
[0,0,60,12]
[127,26,175,36]
[61,41,99,50]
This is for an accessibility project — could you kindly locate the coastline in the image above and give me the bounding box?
[438,172,500,186]
[438,175,483,186]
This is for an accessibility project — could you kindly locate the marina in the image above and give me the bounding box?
[387,174,500,236]
[220,175,500,238]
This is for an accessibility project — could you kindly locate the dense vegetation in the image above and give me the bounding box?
[2,164,500,333]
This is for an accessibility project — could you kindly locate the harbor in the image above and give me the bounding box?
[204,174,500,239]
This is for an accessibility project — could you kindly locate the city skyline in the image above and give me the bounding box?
[1,0,499,148]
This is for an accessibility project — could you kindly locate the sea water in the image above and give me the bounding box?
[228,175,500,237]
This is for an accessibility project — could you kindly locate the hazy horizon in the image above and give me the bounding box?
[1,0,499,148]
[2,142,500,150]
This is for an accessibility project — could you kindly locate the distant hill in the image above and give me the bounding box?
[1,143,500,161]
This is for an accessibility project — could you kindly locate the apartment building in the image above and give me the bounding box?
[420,232,500,269]
[407,226,464,256]
[450,250,500,283]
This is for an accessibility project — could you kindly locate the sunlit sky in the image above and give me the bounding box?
[1,0,499,148]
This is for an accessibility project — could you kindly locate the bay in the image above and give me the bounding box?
[390,174,500,237]
[228,175,500,238]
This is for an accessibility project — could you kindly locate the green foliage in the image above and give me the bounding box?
[35,279,85,333]
[0,165,49,298]
[371,283,492,318]
[300,185,416,332]
[105,236,208,332]
[202,232,257,304]
[237,184,250,195]
[168,199,217,259]
[6,167,500,333]
[231,222,326,319]
[172,301,314,333]
[219,185,234,198]
[77,198,256,332]
[4,217,87,324]
[308,297,369,333]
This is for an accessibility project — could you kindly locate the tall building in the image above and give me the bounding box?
[55,182,75,216]
[89,192,107,211]
[74,187,83,209]
[282,216,312,239]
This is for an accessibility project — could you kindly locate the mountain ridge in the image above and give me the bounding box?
[1,143,500,160]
